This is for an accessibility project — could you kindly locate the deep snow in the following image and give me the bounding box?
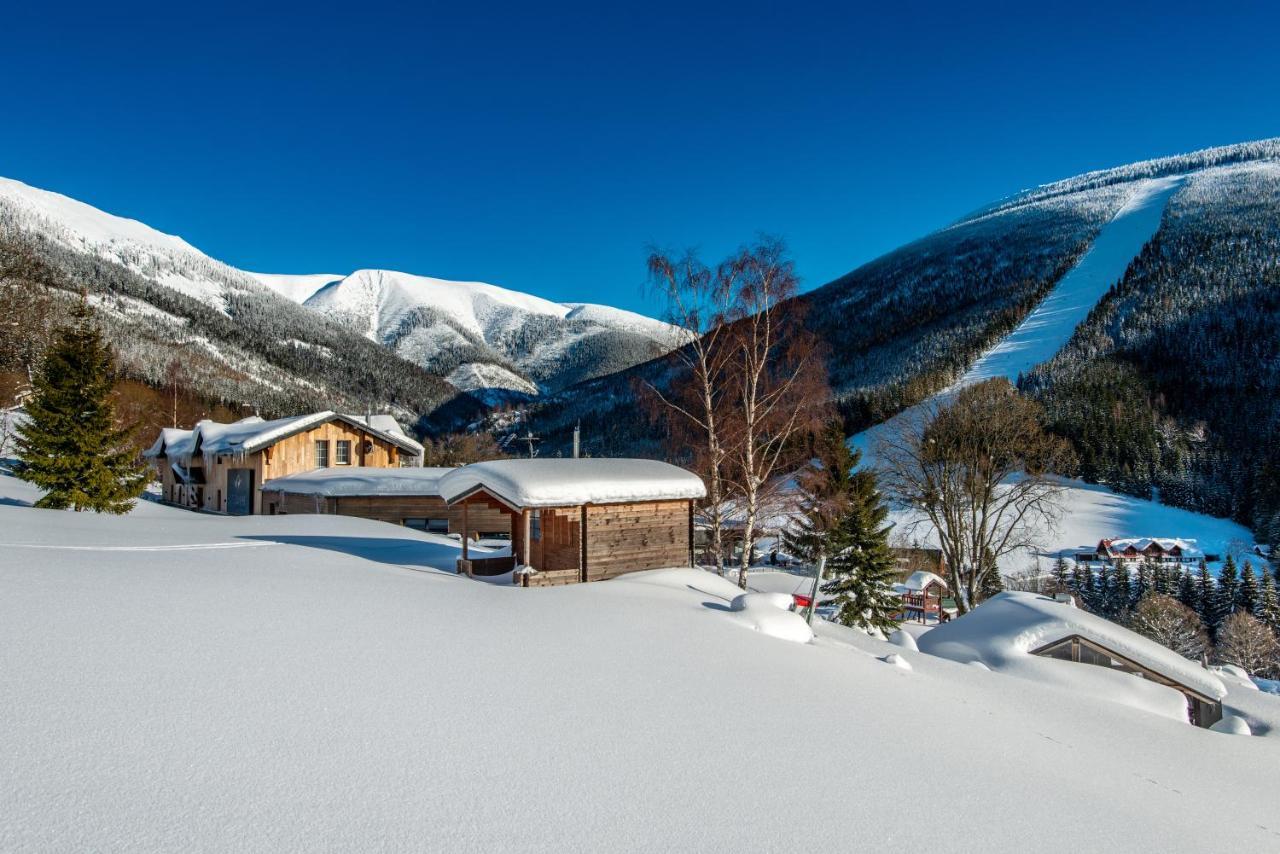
[2,473,1278,852]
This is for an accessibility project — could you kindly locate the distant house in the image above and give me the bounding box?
[1089,537,1210,567]
[144,412,424,515]
[918,591,1226,728]
[437,459,706,585]
[259,466,510,539]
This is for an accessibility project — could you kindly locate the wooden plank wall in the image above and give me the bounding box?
[583,499,690,581]
[257,490,513,538]
[530,507,582,573]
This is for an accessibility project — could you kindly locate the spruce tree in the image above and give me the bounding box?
[813,428,901,634]
[1079,563,1099,611]
[15,300,146,512]
[1135,559,1154,602]
[1195,560,1222,640]
[1151,558,1171,596]
[1176,568,1198,613]
[1051,556,1072,593]
[1259,574,1280,634]
[1112,563,1133,616]
[1238,560,1260,617]
[1218,554,1240,619]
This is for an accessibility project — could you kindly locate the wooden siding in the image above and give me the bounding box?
[258,490,513,538]
[584,499,691,581]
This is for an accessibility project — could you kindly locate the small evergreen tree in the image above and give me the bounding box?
[1195,559,1221,638]
[1112,563,1133,616]
[1259,574,1280,634]
[1078,563,1099,611]
[820,448,901,632]
[1135,559,1154,602]
[1176,567,1198,613]
[1051,556,1072,593]
[1238,560,1260,617]
[1218,554,1240,619]
[1151,558,1172,596]
[15,300,146,512]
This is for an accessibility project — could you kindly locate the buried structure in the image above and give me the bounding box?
[918,591,1226,728]
[437,459,706,586]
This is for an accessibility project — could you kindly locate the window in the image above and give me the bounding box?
[335,440,351,465]
[530,510,542,541]
[404,518,449,534]
[315,440,330,467]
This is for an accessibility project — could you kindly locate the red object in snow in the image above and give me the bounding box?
[792,594,812,609]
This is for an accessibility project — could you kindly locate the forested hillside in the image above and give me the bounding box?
[1023,161,1280,549]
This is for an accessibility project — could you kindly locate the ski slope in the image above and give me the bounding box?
[852,175,1185,460]
[842,175,1258,569]
[1,472,1278,852]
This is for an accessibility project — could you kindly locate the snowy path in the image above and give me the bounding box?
[851,175,1185,460]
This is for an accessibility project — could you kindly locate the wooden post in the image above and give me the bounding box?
[522,508,532,570]
[687,500,695,568]
[461,501,469,562]
[579,505,588,583]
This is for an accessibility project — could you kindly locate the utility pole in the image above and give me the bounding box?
[521,429,540,459]
[572,422,580,459]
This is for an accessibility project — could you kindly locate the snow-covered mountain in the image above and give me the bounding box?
[0,176,677,420]
[252,269,680,395]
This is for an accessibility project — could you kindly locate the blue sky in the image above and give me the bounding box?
[4,1,1279,315]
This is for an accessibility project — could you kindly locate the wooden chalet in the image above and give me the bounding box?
[436,459,707,586]
[144,412,424,515]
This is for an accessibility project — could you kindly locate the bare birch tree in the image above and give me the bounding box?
[878,378,1074,612]
[724,238,828,589]
[642,249,741,575]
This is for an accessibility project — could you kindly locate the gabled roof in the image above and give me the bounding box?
[894,570,948,593]
[262,466,452,497]
[146,412,423,462]
[918,591,1225,701]
[437,458,706,509]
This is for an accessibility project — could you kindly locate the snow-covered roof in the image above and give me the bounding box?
[146,412,422,462]
[1100,537,1203,557]
[143,427,196,459]
[917,591,1225,701]
[437,458,706,509]
[896,570,947,593]
[262,466,452,497]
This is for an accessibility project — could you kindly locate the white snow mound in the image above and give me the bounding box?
[728,593,814,644]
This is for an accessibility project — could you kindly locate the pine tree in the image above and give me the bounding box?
[15,300,146,512]
[1078,563,1099,611]
[1135,559,1154,602]
[1218,554,1240,619]
[1176,567,1198,613]
[785,422,900,634]
[1051,556,1072,593]
[1112,563,1133,616]
[1195,559,1223,640]
[979,559,1005,602]
[1238,560,1260,617]
[1259,574,1280,634]
[815,438,901,634]
[1151,558,1172,596]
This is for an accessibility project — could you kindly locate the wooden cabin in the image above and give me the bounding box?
[144,412,424,515]
[918,592,1227,728]
[259,466,511,539]
[436,459,707,586]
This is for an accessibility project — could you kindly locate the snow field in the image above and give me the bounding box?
[3,476,1280,851]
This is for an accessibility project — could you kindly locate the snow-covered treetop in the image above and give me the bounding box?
[262,466,454,497]
[437,458,706,509]
[918,591,1226,700]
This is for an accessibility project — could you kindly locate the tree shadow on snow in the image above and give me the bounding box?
[0,496,33,507]
[238,535,464,576]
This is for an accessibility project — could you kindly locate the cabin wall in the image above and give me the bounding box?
[529,507,582,573]
[583,499,691,581]
[257,492,513,538]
